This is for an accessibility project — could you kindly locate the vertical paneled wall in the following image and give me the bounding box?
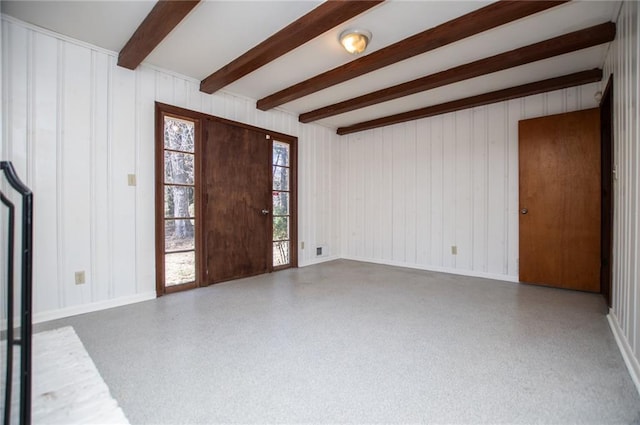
[1,16,340,321]
[603,1,640,390]
[340,84,600,281]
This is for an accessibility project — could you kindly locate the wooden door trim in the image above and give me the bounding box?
[600,75,614,307]
[155,102,297,143]
[288,135,299,269]
[271,136,298,271]
[154,104,203,296]
[155,105,165,296]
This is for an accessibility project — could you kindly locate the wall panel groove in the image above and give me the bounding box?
[55,38,64,310]
[133,63,140,295]
[89,49,96,302]
[106,54,114,301]
[483,107,489,272]
[1,22,8,162]
[26,30,34,188]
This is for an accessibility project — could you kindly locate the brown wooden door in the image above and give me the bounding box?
[518,108,601,292]
[203,120,271,284]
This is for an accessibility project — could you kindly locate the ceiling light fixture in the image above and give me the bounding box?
[339,29,372,55]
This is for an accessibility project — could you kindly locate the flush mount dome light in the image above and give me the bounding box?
[339,29,372,55]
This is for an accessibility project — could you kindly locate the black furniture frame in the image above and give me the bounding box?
[1,161,33,425]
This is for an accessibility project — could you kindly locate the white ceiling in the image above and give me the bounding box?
[1,0,621,131]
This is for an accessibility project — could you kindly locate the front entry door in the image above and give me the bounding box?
[518,108,601,292]
[203,120,271,283]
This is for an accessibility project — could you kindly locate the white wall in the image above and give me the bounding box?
[1,16,340,321]
[0,12,6,326]
[604,1,640,393]
[340,83,599,281]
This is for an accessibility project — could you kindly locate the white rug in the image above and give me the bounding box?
[4,326,129,424]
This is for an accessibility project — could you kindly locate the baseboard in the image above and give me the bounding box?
[299,255,340,267]
[340,256,520,283]
[33,292,157,324]
[22,258,515,324]
[608,310,640,396]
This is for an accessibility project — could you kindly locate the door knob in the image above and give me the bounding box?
[261,209,270,215]
[520,208,528,214]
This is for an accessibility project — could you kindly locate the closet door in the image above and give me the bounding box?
[203,120,271,283]
[518,108,601,291]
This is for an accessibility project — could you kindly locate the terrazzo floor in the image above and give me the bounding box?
[37,260,640,424]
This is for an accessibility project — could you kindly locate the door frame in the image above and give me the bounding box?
[154,102,298,296]
[600,75,614,307]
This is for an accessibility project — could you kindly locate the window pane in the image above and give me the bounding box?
[165,186,195,218]
[164,117,195,152]
[273,241,290,267]
[273,166,289,191]
[272,191,289,216]
[165,251,195,286]
[165,219,195,251]
[273,141,290,166]
[273,216,289,241]
[164,151,194,184]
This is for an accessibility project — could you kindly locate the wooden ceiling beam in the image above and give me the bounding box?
[257,0,568,111]
[300,22,615,123]
[336,69,603,135]
[199,0,384,95]
[118,0,200,70]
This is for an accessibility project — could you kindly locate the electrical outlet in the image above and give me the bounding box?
[316,247,323,256]
[301,241,305,249]
[75,271,86,285]
[451,246,457,255]
[127,174,136,186]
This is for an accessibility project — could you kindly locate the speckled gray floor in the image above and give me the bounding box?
[38,260,640,424]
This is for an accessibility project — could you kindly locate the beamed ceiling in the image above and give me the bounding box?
[1,0,620,135]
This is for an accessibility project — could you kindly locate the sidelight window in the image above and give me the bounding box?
[162,116,197,287]
[272,141,291,267]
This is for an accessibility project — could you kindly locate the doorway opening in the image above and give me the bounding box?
[600,75,614,307]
